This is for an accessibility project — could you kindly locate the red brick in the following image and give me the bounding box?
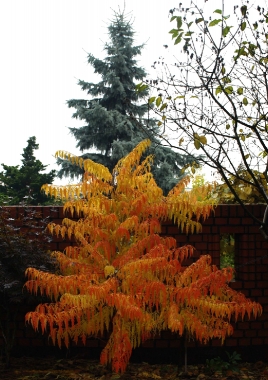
[264,321,268,329]
[188,235,203,242]
[251,226,262,234]
[232,330,243,338]
[160,225,167,234]
[252,338,264,345]
[19,321,27,329]
[242,218,256,225]
[85,340,99,347]
[244,282,256,289]
[245,330,257,338]
[250,322,263,330]
[216,218,228,225]
[258,330,268,337]
[230,281,243,290]
[220,226,245,233]
[18,338,32,346]
[58,242,74,251]
[24,328,39,338]
[50,218,64,226]
[211,339,222,347]
[31,338,45,347]
[237,322,250,329]
[141,340,154,348]
[212,226,220,234]
[255,297,268,304]
[98,340,106,348]
[14,329,24,337]
[214,207,222,217]
[167,226,180,235]
[248,274,256,281]
[187,340,197,347]
[238,338,251,346]
[235,206,246,217]
[161,220,170,226]
[48,242,59,251]
[255,266,268,273]
[169,340,181,348]
[200,226,212,234]
[176,236,189,244]
[228,218,241,225]
[155,340,168,348]
[221,206,230,217]
[256,281,268,288]
[257,314,268,321]
[194,243,208,251]
[225,338,238,346]
[75,339,86,347]
[5,206,18,218]
[240,289,249,296]
[59,208,67,219]
[250,289,263,297]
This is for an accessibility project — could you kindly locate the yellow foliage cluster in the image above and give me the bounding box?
[214,167,268,204]
[25,140,262,373]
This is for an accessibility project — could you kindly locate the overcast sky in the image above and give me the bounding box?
[0,0,235,185]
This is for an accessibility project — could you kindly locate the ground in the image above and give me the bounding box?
[0,357,268,380]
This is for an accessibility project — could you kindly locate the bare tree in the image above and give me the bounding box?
[138,0,268,238]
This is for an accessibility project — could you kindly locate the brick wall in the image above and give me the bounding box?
[161,204,268,360]
[1,205,268,362]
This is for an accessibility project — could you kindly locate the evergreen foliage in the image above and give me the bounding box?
[57,10,197,194]
[0,137,56,205]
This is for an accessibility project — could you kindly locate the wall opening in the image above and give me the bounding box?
[220,234,235,275]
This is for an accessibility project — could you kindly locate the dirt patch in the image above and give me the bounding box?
[1,357,268,380]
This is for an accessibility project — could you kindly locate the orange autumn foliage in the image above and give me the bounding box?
[24,140,262,373]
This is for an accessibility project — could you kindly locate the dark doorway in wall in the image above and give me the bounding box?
[220,234,235,275]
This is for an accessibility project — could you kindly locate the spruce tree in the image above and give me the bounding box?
[0,136,56,205]
[57,10,197,194]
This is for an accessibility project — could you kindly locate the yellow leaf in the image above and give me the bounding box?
[199,135,207,145]
[104,265,115,278]
[194,139,201,149]
[179,138,184,146]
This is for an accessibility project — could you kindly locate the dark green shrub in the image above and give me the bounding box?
[206,351,241,375]
[0,205,57,367]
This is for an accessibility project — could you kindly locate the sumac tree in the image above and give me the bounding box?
[25,140,262,373]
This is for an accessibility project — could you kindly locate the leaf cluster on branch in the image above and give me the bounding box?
[137,0,268,232]
[25,140,261,373]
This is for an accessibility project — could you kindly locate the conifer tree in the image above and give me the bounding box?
[57,10,196,194]
[0,136,56,205]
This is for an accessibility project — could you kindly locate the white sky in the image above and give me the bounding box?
[0,0,235,185]
[0,0,177,184]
